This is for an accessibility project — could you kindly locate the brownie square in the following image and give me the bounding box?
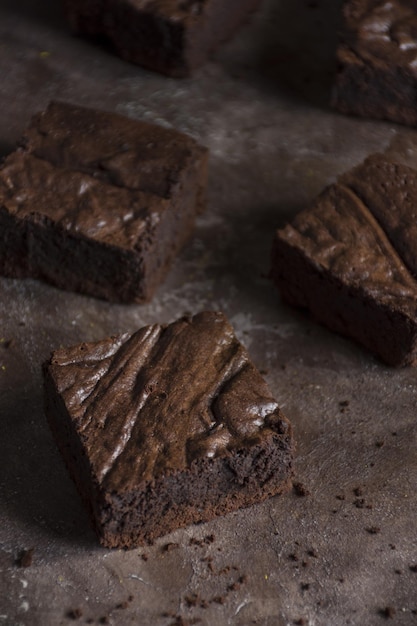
[0,101,208,303]
[43,311,294,548]
[332,0,417,126]
[64,0,263,77]
[271,154,417,366]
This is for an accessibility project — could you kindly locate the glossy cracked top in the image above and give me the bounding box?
[0,101,206,247]
[343,0,417,68]
[47,312,290,492]
[277,154,417,311]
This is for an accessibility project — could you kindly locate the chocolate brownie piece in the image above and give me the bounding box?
[64,0,263,77]
[0,101,207,303]
[332,0,417,126]
[43,311,294,548]
[271,154,417,366]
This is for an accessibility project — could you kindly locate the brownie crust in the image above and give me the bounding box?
[0,101,208,303]
[44,311,294,548]
[271,155,417,366]
[64,0,263,77]
[332,0,417,126]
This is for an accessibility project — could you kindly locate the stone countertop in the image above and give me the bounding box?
[0,1,416,624]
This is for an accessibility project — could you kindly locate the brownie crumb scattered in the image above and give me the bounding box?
[354,498,365,509]
[379,606,396,619]
[394,569,402,575]
[212,596,226,605]
[16,548,34,568]
[366,526,381,535]
[409,564,417,573]
[307,549,318,558]
[293,481,310,497]
[389,544,396,550]
[66,608,83,620]
[1,338,13,349]
[335,494,345,501]
[288,553,299,562]
[300,582,310,591]
[162,542,179,553]
[375,440,385,448]
[141,553,149,561]
[99,617,109,624]
[294,618,307,625]
[353,487,364,497]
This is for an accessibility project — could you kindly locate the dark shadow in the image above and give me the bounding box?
[0,142,14,160]
[0,378,97,548]
[221,0,344,109]
[1,0,67,30]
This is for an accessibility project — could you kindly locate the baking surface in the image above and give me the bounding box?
[0,0,417,624]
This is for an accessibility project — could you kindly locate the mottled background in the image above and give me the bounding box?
[0,1,416,624]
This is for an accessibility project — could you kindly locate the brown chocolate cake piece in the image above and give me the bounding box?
[332,0,417,126]
[43,311,294,548]
[271,154,417,366]
[0,101,208,303]
[64,0,263,77]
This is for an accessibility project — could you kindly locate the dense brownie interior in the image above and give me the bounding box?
[64,0,263,77]
[0,101,208,302]
[44,311,294,548]
[332,0,417,125]
[271,154,417,366]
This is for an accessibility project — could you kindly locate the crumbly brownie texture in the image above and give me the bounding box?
[43,311,294,548]
[332,0,417,126]
[64,0,263,77]
[0,101,207,303]
[271,154,417,366]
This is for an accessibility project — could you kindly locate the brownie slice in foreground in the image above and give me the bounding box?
[0,101,207,303]
[44,311,294,548]
[332,0,417,126]
[271,154,417,366]
[64,0,263,77]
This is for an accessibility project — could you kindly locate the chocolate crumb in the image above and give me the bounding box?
[379,606,396,619]
[204,534,215,544]
[128,595,133,602]
[389,544,396,550]
[294,618,307,625]
[212,596,226,605]
[302,560,309,568]
[394,569,402,575]
[353,487,364,497]
[339,400,349,407]
[366,526,381,534]
[293,481,310,497]
[375,440,384,448]
[227,582,241,592]
[115,601,129,610]
[288,553,299,562]
[66,608,83,620]
[99,618,109,624]
[1,339,13,348]
[141,553,149,561]
[162,542,179,553]
[301,582,310,591]
[409,564,417,572]
[354,498,365,509]
[335,494,345,501]
[86,619,94,624]
[391,432,397,436]
[16,548,34,568]
[307,549,318,558]
[238,574,248,584]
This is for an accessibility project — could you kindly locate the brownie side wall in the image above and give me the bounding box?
[64,0,262,77]
[331,46,417,126]
[271,234,417,366]
[43,364,103,537]
[0,208,147,302]
[98,430,294,548]
[138,146,208,300]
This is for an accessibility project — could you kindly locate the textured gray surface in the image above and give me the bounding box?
[0,0,417,624]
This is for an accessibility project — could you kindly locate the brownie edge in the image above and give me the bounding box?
[0,101,208,303]
[43,312,294,548]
